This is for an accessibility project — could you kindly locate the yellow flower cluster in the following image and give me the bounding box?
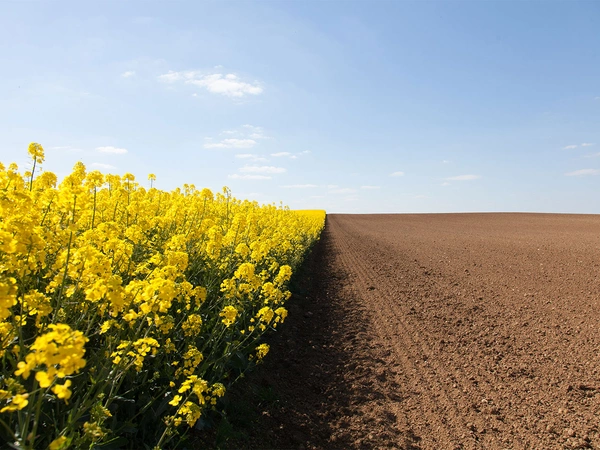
[110,337,160,371]
[0,143,326,449]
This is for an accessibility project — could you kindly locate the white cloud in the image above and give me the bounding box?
[390,171,405,177]
[565,169,600,177]
[235,153,268,162]
[97,146,128,154]
[121,71,136,78]
[441,182,451,186]
[361,185,381,190]
[158,71,263,98]
[281,184,318,188]
[445,174,481,181]
[239,166,286,174]
[442,160,450,164]
[242,125,268,140]
[270,151,304,160]
[158,71,185,83]
[584,152,600,158]
[206,125,269,149]
[563,145,578,150]
[581,143,595,147]
[329,188,358,194]
[90,162,116,170]
[204,139,256,149]
[228,174,271,180]
[414,194,429,199]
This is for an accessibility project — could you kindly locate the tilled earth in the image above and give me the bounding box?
[223,213,600,450]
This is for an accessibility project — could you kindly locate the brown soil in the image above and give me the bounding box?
[220,213,600,450]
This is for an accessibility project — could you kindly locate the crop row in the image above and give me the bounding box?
[0,143,325,449]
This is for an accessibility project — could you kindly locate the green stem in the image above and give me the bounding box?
[91,188,97,230]
[28,381,46,449]
[54,195,77,310]
[29,159,37,192]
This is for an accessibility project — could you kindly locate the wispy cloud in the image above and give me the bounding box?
[204,139,256,149]
[206,125,269,149]
[242,124,268,140]
[228,174,271,180]
[280,184,318,188]
[445,174,481,181]
[565,169,600,177]
[158,71,263,98]
[90,162,116,170]
[235,153,268,162]
[361,185,380,190]
[97,146,128,154]
[581,143,595,147]
[584,152,600,158]
[563,145,578,150]
[271,151,307,160]
[390,171,404,177]
[441,182,451,186]
[121,71,136,78]
[239,166,286,174]
[329,188,358,194]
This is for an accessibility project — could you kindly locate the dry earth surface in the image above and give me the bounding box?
[212,213,600,450]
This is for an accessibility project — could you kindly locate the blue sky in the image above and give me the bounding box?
[1,0,599,213]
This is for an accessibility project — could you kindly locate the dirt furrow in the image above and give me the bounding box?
[328,215,510,449]
[324,213,600,450]
[328,216,465,448]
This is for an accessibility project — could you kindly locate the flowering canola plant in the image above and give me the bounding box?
[0,143,325,449]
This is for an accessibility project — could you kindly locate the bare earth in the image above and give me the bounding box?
[227,213,600,450]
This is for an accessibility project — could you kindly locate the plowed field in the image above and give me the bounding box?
[226,213,600,449]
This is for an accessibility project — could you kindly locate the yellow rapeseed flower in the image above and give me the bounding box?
[168,395,182,406]
[0,393,29,413]
[255,343,269,360]
[48,436,68,450]
[27,142,45,163]
[219,305,238,327]
[51,380,72,402]
[0,143,326,448]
